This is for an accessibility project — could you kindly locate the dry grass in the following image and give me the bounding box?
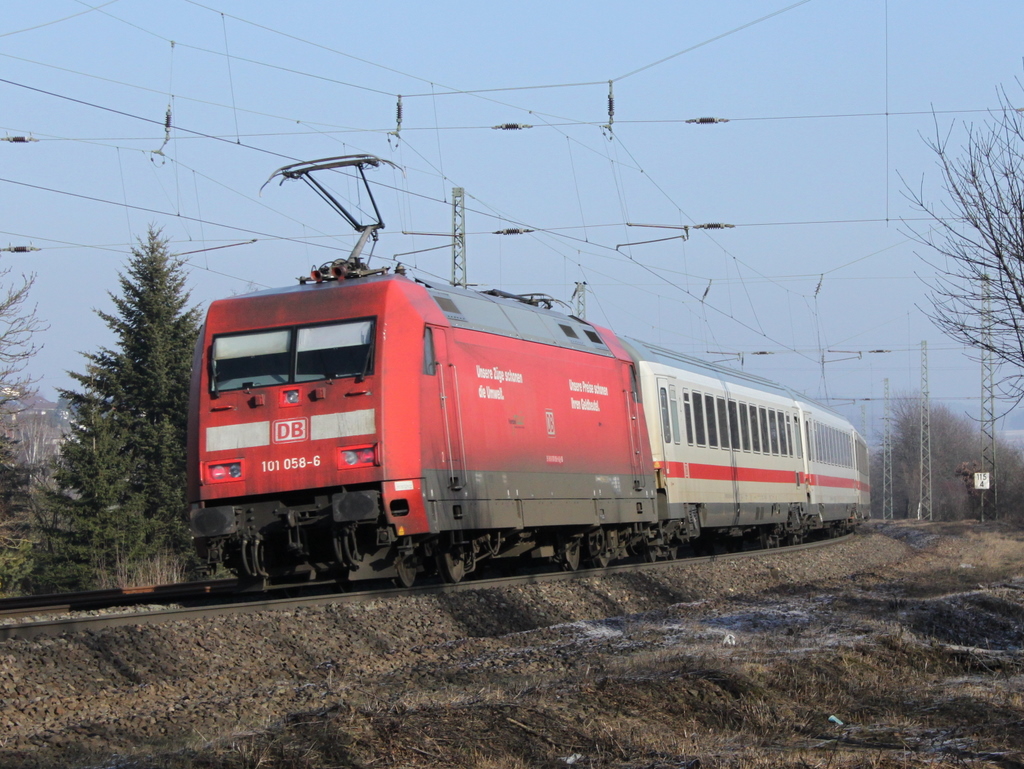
[163,629,1023,769]
[38,523,1024,769]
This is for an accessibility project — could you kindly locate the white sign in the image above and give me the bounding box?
[974,472,991,490]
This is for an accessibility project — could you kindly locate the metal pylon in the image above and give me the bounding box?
[451,187,466,288]
[980,275,997,520]
[883,378,893,519]
[572,281,587,319]
[918,341,932,520]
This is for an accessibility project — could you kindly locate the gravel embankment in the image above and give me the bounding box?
[0,524,959,765]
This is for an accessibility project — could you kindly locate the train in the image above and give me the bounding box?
[186,257,869,588]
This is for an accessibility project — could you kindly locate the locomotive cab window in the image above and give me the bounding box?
[211,318,375,393]
[212,329,290,392]
[296,320,374,382]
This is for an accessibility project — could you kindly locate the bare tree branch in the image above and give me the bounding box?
[906,91,1024,401]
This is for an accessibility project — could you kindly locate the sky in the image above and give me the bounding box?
[2,0,1023,442]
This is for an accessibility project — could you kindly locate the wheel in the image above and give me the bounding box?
[394,552,418,588]
[642,540,659,563]
[437,547,467,584]
[560,537,581,571]
[586,529,610,568]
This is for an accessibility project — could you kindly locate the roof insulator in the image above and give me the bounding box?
[492,123,533,130]
[685,117,729,124]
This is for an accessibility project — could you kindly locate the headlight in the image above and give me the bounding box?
[338,445,377,469]
[204,460,244,483]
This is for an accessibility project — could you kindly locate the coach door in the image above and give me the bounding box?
[427,326,468,491]
[655,376,682,451]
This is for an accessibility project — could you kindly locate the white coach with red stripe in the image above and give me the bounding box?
[625,338,868,535]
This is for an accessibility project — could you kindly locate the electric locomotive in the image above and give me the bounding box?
[187,264,663,585]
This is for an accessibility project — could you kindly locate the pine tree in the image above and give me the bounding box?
[38,227,201,589]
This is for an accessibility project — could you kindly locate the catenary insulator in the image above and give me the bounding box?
[493,228,534,235]
[492,123,533,130]
[685,117,729,124]
[2,136,38,143]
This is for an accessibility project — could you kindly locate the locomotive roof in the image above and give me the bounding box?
[419,280,615,357]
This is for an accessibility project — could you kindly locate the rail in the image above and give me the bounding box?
[0,534,853,641]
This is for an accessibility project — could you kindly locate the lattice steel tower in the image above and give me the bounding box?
[572,282,587,319]
[918,341,933,520]
[980,275,997,520]
[451,187,467,288]
[882,378,893,519]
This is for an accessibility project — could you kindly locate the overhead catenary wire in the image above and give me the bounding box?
[3,4,968,392]
[0,47,998,138]
[0,1,120,38]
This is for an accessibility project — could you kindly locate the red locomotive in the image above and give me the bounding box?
[187,156,868,587]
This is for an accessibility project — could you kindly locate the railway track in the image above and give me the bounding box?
[0,533,852,642]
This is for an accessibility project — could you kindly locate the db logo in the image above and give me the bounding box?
[273,417,308,443]
[545,409,556,436]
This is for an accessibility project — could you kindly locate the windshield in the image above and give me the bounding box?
[212,329,290,391]
[211,319,375,393]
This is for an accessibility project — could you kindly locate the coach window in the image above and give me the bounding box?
[750,406,761,452]
[739,403,751,451]
[212,328,291,392]
[423,327,436,375]
[296,320,375,383]
[692,391,706,445]
[659,387,672,444]
[716,397,730,449]
[768,410,780,455]
[777,410,788,456]
[683,392,695,445]
[727,400,740,450]
[669,385,681,444]
[705,394,718,448]
[759,407,770,454]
